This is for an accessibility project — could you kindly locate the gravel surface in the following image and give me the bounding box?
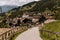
[15,19,56,40]
[15,27,43,40]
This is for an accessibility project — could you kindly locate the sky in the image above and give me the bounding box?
[0,0,39,6]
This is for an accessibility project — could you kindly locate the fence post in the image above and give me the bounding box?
[42,30,44,35]
[6,32,9,40]
[2,34,5,40]
[5,33,7,40]
[48,32,50,38]
[0,36,2,40]
[56,34,58,40]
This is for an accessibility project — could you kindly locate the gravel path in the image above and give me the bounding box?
[44,19,56,23]
[15,19,56,40]
[0,19,56,40]
[15,27,43,40]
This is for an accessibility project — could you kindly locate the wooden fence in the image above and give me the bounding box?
[39,29,59,40]
[0,26,30,40]
[0,25,59,40]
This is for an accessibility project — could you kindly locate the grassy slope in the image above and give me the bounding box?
[40,21,60,40]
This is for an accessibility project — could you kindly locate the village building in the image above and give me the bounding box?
[22,13,29,18]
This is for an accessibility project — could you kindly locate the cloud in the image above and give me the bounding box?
[0,0,39,6]
[0,1,7,5]
[35,0,39,1]
[0,0,18,6]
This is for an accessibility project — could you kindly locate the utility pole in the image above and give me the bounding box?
[0,7,2,13]
[56,0,58,7]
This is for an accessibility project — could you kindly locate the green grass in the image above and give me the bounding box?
[9,31,22,40]
[9,27,28,40]
[40,20,60,40]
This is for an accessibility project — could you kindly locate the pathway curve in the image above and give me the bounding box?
[44,19,56,23]
[15,19,56,40]
[15,27,43,40]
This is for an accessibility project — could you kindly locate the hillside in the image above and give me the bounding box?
[8,0,60,12]
[5,0,60,18]
[40,20,60,40]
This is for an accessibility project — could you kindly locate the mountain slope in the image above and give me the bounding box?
[8,0,58,12]
[1,5,18,12]
[6,0,60,18]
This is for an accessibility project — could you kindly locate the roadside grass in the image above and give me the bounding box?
[9,27,28,40]
[10,31,22,40]
[40,20,60,40]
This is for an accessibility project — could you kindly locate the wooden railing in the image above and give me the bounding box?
[0,25,59,40]
[39,29,59,40]
[0,26,30,40]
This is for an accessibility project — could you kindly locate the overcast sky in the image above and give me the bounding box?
[0,0,39,6]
